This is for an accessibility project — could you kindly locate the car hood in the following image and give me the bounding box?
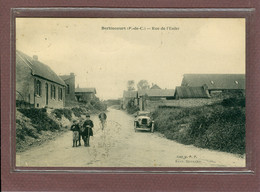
[137,116,150,119]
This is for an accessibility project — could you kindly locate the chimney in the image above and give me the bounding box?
[70,72,75,76]
[33,55,38,61]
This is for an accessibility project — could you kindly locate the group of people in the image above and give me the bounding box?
[70,112,107,147]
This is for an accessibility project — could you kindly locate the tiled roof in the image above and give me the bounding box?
[75,87,96,94]
[59,73,75,81]
[123,91,137,98]
[16,50,66,86]
[138,89,175,97]
[174,86,210,99]
[59,75,71,81]
[181,74,245,90]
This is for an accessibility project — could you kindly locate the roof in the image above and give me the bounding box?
[75,87,96,94]
[59,73,75,81]
[150,84,161,89]
[181,74,245,90]
[174,86,210,99]
[123,91,137,98]
[59,75,71,81]
[138,89,175,97]
[16,50,66,86]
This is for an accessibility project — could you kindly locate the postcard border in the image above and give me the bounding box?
[2,4,260,192]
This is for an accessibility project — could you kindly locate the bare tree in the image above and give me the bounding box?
[137,80,150,90]
[127,80,135,91]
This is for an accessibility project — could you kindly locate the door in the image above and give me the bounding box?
[45,83,48,105]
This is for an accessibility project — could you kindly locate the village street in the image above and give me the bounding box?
[16,108,245,167]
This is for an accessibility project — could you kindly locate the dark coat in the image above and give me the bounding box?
[70,123,80,132]
[82,120,94,136]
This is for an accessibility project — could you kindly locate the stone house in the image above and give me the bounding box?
[59,73,76,102]
[75,86,96,103]
[16,50,66,108]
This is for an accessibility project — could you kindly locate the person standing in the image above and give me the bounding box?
[98,111,107,131]
[82,114,94,147]
[70,120,80,147]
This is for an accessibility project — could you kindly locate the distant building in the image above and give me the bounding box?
[59,73,76,102]
[150,84,161,89]
[137,89,175,110]
[75,85,96,103]
[181,74,245,95]
[16,50,66,108]
[174,86,210,99]
[122,90,138,109]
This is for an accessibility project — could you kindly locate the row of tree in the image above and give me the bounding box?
[127,80,150,91]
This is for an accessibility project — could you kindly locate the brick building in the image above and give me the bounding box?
[59,73,76,102]
[16,50,66,108]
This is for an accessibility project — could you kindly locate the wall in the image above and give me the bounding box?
[145,98,222,111]
[34,77,65,109]
[16,61,65,108]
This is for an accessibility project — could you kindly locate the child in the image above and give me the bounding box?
[70,120,80,147]
[82,114,94,147]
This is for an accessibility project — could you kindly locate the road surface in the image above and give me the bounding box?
[16,108,245,167]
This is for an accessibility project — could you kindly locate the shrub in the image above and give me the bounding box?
[52,109,72,120]
[90,97,107,111]
[222,97,245,107]
[18,108,60,132]
[71,107,85,117]
[152,101,245,154]
[126,99,139,114]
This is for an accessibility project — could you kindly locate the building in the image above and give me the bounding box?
[75,86,96,103]
[59,73,76,102]
[122,90,138,109]
[174,86,210,99]
[137,89,175,110]
[181,74,245,95]
[150,83,161,89]
[16,50,66,108]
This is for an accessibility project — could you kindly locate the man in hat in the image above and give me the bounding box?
[82,114,94,147]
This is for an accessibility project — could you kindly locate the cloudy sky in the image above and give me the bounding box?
[16,18,245,100]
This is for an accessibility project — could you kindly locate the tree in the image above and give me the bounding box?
[127,80,135,91]
[137,80,150,90]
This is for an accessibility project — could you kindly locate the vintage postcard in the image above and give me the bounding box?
[15,18,246,167]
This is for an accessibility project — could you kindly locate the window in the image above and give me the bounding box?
[51,85,56,99]
[67,84,70,94]
[58,88,63,100]
[35,80,42,96]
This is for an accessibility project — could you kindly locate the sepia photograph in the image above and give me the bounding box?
[15,18,246,167]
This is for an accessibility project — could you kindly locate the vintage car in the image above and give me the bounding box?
[134,111,154,133]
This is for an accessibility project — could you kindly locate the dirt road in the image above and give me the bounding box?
[16,108,245,167]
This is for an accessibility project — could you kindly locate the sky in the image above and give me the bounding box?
[16,18,245,100]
